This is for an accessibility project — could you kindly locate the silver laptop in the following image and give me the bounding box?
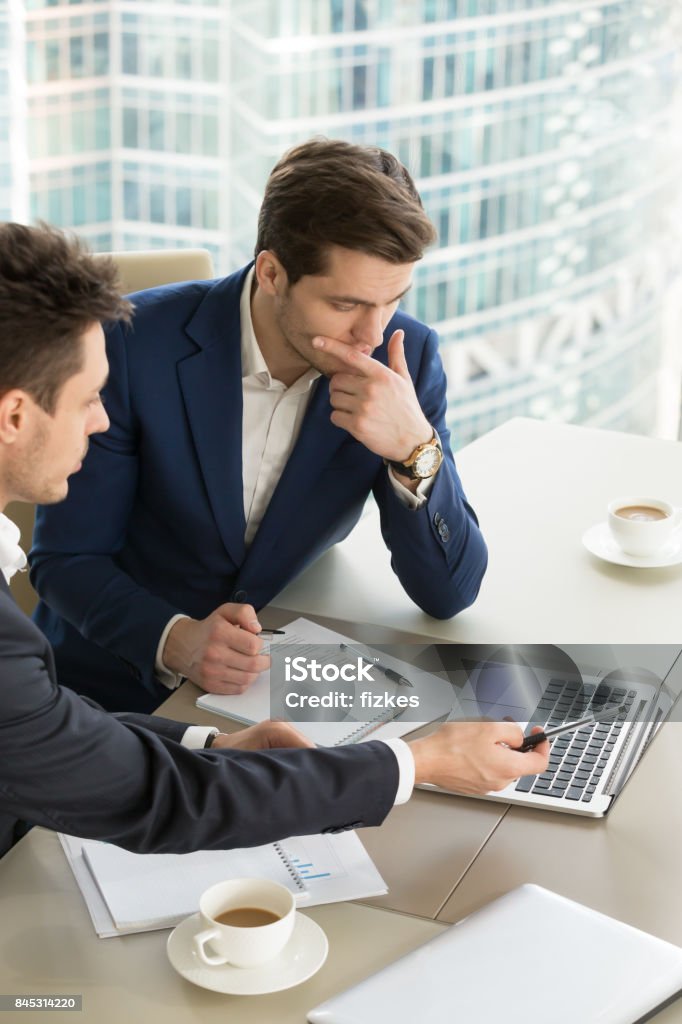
[416,644,682,818]
[307,884,682,1024]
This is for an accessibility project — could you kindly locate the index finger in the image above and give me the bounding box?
[312,335,382,373]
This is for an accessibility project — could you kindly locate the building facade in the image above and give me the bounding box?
[25,0,229,265]
[228,0,682,440]
[6,0,682,439]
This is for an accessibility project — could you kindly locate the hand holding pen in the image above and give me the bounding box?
[514,703,626,752]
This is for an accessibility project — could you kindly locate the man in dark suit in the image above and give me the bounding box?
[30,139,488,714]
[0,223,547,858]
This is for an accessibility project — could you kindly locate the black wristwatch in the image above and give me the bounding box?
[204,730,219,749]
[385,432,443,480]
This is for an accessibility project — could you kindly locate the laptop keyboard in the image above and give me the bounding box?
[514,679,635,803]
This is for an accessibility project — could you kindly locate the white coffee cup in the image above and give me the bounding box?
[193,878,296,968]
[607,497,682,557]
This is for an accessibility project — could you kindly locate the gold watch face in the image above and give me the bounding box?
[413,444,443,478]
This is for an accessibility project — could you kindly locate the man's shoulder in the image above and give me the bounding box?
[110,263,250,340]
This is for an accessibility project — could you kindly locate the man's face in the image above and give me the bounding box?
[7,322,109,505]
[272,246,414,377]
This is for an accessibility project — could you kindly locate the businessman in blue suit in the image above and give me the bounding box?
[31,139,488,714]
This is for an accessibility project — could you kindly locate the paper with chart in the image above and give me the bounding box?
[60,829,387,938]
[196,616,455,745]
[277,831,386,903]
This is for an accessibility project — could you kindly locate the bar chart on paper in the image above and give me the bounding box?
[283,837,342,881]
[277,833,388,904]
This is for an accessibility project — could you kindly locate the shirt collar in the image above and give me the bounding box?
[0,513,27,583]
[239,267,320,392]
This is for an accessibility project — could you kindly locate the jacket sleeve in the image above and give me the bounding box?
[29,320,181,692]
[0,605,398,854]
[372,328,488,619]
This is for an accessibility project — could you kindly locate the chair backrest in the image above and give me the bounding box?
[102,248,215,294]
[8,248,215,615]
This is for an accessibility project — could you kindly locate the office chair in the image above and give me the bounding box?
[7,247,215,614]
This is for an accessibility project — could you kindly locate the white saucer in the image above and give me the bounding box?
[582,522,682,568]
[166,912,328,995]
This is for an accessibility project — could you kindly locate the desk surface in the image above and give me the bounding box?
[3,419,682,1021]
[272,418,682,643]
[0,829,444,1024]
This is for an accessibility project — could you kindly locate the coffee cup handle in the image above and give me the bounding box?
[193,927,229,967]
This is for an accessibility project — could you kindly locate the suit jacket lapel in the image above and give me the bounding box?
[178,269,250,567]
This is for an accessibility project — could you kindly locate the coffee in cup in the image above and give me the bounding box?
[614,505,669,523]
[607,497,681,557]
[193,878,296,968]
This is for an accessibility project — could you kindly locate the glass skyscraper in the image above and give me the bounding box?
[6,1,682,441]
[228,0,682,441]
[24,0,229,264]
[0,0,27,222]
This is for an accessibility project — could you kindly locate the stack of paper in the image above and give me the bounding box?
[60,830,387,938]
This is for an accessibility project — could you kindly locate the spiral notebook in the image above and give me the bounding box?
[196,617,452,746]
[60,830,387,938]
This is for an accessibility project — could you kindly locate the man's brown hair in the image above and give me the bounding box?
[0,222,132,414]
[255,138,437,284]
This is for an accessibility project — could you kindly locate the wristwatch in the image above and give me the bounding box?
[385,432,443,480]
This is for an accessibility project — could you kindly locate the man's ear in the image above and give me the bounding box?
[0,390,32,445]
[254,250,289,297]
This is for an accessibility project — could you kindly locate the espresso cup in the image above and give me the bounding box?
[193,878,296,968]
[607,497,682,557]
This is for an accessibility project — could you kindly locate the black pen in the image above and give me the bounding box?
[514,703,627,752]
[259,629,285,635]
[339,643,414,688]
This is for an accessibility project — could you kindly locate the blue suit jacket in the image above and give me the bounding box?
[31,264,487,712]
[0,576,397,859]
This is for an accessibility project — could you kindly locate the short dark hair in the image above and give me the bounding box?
[0,222,132,414]
[255,138,437,284]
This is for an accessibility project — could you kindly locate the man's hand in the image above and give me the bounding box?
[211,721,315,751]
[163,603,270,694]
[315,330,432,463]
[408,722,549,795]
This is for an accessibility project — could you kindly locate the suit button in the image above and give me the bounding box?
[232,589,248,602]
[433,512,441,526]
[437,520,450,542]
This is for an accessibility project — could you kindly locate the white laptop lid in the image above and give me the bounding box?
[307,885,682,1024]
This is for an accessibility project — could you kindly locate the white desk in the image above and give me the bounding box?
[273,418,682,643]
[0,830,444,1024]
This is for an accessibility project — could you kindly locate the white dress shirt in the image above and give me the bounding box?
[0,514,27,584]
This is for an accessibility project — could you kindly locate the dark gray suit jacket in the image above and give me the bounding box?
[0,578,398,858]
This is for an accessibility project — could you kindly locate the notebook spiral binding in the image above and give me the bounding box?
[272,842,307,893]
[333,706,405,746]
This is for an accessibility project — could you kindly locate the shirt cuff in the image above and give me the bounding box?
[387,467,434,508]
[155,613,190,690]
[378,738,416,805]
[181,726,219,750]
